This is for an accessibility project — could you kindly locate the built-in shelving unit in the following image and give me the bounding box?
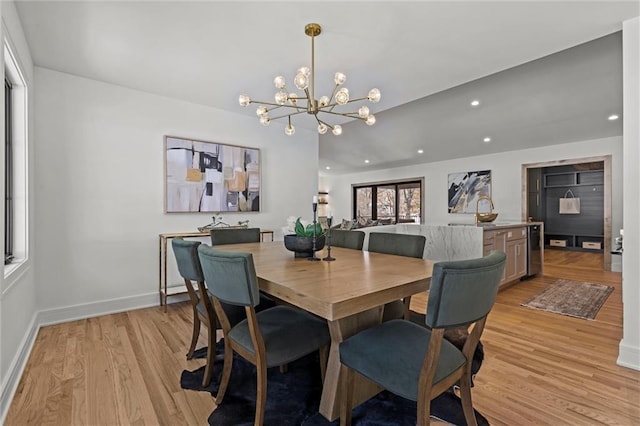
[543,167,604,252]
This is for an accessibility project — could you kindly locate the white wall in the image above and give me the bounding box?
[619,16,640,370]
[0,0,37,421]
[322,136,622,230]
[34,67,319,315]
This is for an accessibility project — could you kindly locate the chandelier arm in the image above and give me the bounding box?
[267,109,309,121]
[326,84,341,112]
[317,110,361,118]
[252,101,308,110]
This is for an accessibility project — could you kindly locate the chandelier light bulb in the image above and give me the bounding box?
[332,125,342,136]
[335,88,349,105]
[318,123,328,134]
[256,106,267,116]
[334,72,347,85]
[298,67,310,76]
[294,72,309,90]
[239,94,251,106]
[274,76,286,89]
[358,106,370,118]
[275,90,288,105]
[259,115,270,126]
[368,88,381,103]
[319,96,330,107]
[285,124,295,136]
[365,114,376,126]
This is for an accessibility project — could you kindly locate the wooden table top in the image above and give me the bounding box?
[215,241,435,321]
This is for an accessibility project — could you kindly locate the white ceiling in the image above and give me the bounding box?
[14,1,639,174]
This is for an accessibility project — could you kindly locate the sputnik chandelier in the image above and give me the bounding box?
[238,23,381,136]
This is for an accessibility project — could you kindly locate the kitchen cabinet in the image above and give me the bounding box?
[483,226,527,288]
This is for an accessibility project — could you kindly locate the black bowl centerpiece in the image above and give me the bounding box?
[283,217,326,258]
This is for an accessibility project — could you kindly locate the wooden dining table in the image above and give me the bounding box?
[215,241,435,421]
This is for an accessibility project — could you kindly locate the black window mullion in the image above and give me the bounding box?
[5,78,13,265]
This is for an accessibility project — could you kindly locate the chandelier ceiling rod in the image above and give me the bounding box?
[238,23,381,136]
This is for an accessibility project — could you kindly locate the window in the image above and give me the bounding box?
[3,39,28,278]
[5,78,13,264]
[353,178,423,224]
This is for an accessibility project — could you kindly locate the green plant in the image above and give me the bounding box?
[294,217,325,237]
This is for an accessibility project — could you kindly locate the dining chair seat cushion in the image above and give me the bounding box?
[229,305,330,368]
[340,319,465,401]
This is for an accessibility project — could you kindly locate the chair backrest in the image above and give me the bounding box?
[368,232,426,258]
[198,244,260,307]
[426,251,506,329]
[330,229,365,250]
[172,238,204,282]
[210,228,261,245]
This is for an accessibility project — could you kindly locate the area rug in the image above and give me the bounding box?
[521,279,614,320]
[181,343,489,425]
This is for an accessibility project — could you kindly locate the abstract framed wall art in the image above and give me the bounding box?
[447,170,491,213]
[164,136,260,213]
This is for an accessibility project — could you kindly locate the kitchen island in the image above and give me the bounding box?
[356,222,544,289]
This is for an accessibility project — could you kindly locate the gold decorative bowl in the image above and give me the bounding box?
[476,213,498,223]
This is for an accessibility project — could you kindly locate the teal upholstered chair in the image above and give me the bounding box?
[210,227,261,245]
[339,251,506,426]
[171,238,220,387]
[197,245,331,426]
[367,232,426,321]
[329,229,365,250]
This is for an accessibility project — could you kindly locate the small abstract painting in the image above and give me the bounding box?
[164,136,260,213]
[448,170,491,213]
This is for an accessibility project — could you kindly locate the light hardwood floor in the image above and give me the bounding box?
[5,250,639,425]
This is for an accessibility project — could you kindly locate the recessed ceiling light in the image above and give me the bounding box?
[417,149,424,154]
[364,159,370,164]
[608,114,619,121]
[470,99,481,107]
[325,166,331,170]
[483,137,491,143]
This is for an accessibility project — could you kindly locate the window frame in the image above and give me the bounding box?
[5,77,13,264]
[352,177,424,224]
[3,38,29,283]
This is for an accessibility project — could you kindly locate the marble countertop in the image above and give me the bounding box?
[446,221,543,230]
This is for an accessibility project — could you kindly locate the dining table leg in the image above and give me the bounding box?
[318,306,384,421]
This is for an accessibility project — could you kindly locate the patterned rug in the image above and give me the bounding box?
[521,279,614,320]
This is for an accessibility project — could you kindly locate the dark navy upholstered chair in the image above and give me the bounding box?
[367,232,427,321]
[339,251,506,426]
[210,227,261,246]
[197,245,331,426]
[329,229,365,250]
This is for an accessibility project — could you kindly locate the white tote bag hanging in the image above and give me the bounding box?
[559,189,580,214]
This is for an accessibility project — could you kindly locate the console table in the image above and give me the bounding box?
[158,231,209,309]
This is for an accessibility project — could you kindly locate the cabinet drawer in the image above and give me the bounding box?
[506,227,527,241]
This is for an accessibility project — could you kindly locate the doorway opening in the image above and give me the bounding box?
[522,155,612,271]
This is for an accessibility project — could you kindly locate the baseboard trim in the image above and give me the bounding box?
[0,292,190,422]
[0,313,38,425]
[617,339,640,371]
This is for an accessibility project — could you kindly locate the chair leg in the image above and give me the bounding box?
[202,325,216,387]
[339,364,354,426]
[254,359,267,426]
[459,371,478,426]
[215,339,233,405]
[186,314,201,360]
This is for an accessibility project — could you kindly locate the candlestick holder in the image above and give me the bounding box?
[308,202,321,261]
[323,216,335,261]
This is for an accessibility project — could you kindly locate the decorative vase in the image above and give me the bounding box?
[283,234,326,258]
